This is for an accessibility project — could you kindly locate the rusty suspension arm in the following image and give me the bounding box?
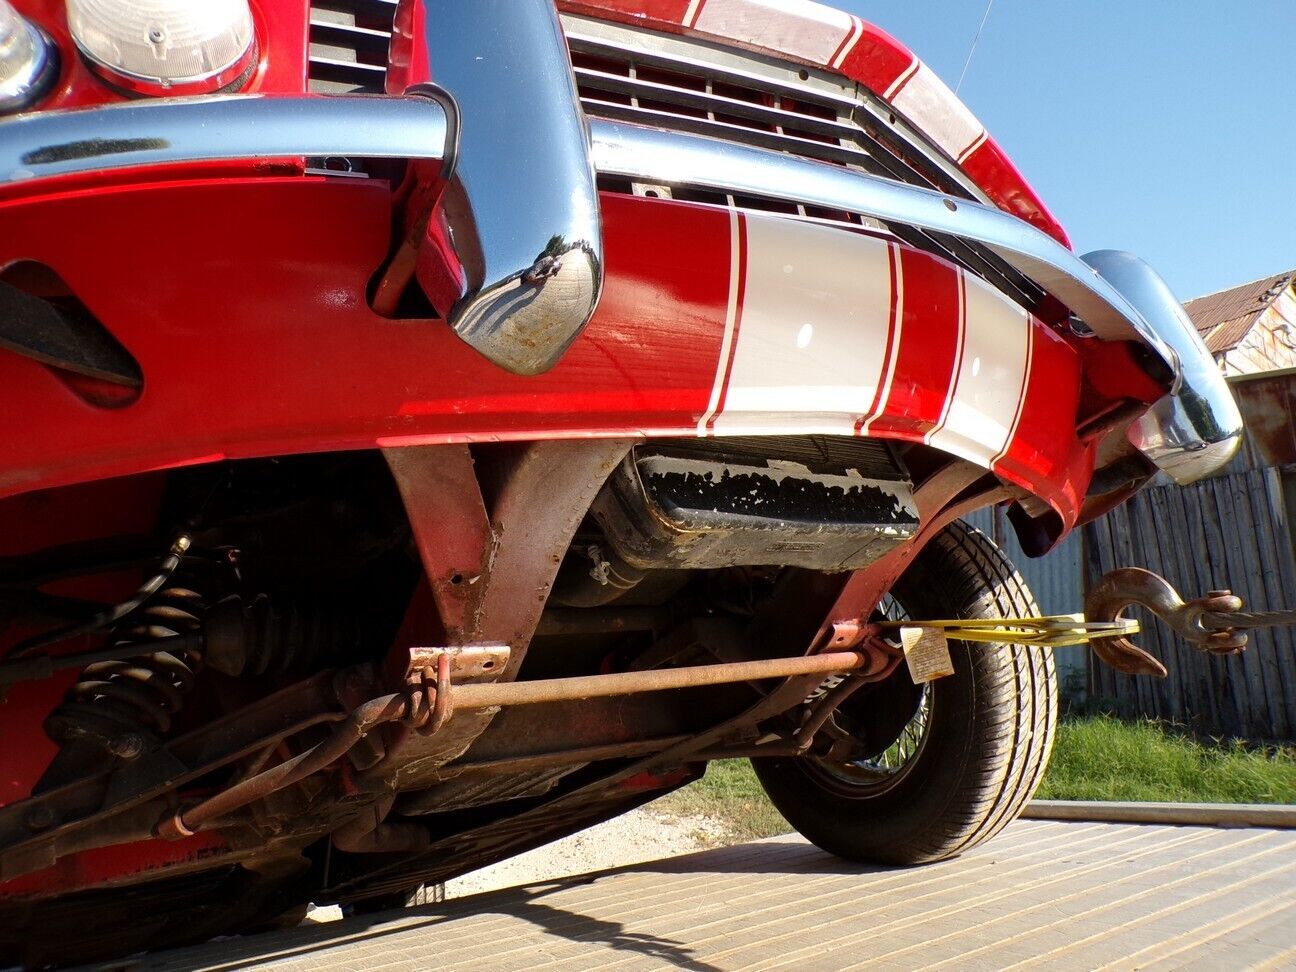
[156,649,872,839]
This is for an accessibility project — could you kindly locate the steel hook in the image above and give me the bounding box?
[1084,568,1246,678]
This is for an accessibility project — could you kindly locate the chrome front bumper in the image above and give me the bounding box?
[0,63,1240,483]
[587,122,1242,484]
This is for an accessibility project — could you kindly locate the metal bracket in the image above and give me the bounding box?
[406,645,511,682]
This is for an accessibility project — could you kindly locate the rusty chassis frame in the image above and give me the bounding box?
[0,443,1009,890]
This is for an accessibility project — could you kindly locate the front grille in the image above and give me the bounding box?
[306,4,1044,311]
[308,0,395,93]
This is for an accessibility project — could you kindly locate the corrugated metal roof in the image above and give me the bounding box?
[1184,270,1296,353]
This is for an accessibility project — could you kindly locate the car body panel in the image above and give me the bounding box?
[0,182,1089,520]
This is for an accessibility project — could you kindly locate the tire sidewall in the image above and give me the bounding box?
[753,522,1052,865]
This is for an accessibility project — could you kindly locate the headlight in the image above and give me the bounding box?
[0,0,57,113]
[66,0,256,96]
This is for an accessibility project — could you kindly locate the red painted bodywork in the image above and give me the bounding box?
[0,181,1091,523]
[0,0,1149,902]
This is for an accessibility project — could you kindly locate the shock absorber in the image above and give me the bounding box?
[36,592,369,791]
[43,582,206,764]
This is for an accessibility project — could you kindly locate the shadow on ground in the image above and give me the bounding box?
[127,839,884,972]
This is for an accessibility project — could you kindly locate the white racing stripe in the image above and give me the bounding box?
[883,58,919,100]
[693,0,857,65]
[888,62,986,162]
[992,321,1035,468]
[927,269,1031,466]
[860,241,903,435]
[709,213,892,435]
[957,130,990,164]
[830,16,865,69]
[702,213,1034,474]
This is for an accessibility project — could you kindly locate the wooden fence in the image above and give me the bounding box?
[1083,466,1296,741]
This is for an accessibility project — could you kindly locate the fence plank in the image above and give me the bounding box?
[1210,474,1271,737]
[1147,485,1194,725]
[1255,468,1296,736]
[1242,469,1292,739]
[1173,481,1227,735]
[1129,489,1174,721]
[1222,472,1280,737]
[1114,496,1161,720]
[1188,476,1251,736]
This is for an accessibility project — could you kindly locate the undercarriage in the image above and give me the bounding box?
[0,436,1022,965]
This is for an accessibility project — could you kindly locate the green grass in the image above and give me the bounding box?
[1036,715,1296,803]
[657,716,1296,842]
[657,757,791,841]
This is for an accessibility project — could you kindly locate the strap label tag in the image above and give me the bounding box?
[901,626,954,683]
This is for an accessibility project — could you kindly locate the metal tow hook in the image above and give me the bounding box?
[1085,568,1249,677]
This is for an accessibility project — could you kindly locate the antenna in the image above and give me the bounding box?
[955,0,995,95]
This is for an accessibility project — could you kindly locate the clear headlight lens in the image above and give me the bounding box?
[0,0,57,113]
[66,0,256,95]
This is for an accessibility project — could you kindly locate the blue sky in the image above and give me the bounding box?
[838,2,1295,300]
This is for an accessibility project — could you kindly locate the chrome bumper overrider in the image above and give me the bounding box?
[0,85,1239,483]
[412,0,603,376]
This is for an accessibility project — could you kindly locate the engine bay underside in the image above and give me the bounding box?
[0,434,1008,965]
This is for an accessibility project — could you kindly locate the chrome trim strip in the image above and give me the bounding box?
[0,93,449,183]
[417,0,602,376]
[588,119,1172,361]
[1083,251,1243,484]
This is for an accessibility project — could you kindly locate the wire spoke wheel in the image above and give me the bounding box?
[807,595,933,794]
[752,522,1058,865]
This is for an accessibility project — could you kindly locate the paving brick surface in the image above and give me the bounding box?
[127,819,1296,971]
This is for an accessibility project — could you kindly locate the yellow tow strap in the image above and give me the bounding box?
[875,614,1140,648]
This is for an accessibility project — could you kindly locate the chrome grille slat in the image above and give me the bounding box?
[566,33,859,114]
[308,0,393,94]
[310,19,391,58]
[563,20,1047,307]
[565,28,969,197]
[311,0,396,17]
[580,100,893,177]
[573,66,864,143]
[308,56,386,91]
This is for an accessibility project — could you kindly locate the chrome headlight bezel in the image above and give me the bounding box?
[0,1,58,115]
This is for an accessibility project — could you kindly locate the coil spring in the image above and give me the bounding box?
[44,584,206,759]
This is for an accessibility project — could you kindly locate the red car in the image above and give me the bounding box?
[0,0,1240,965]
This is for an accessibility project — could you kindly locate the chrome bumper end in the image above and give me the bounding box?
[1083,251,1243,485]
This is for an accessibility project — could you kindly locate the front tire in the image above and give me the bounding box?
[753,521,1057,865]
